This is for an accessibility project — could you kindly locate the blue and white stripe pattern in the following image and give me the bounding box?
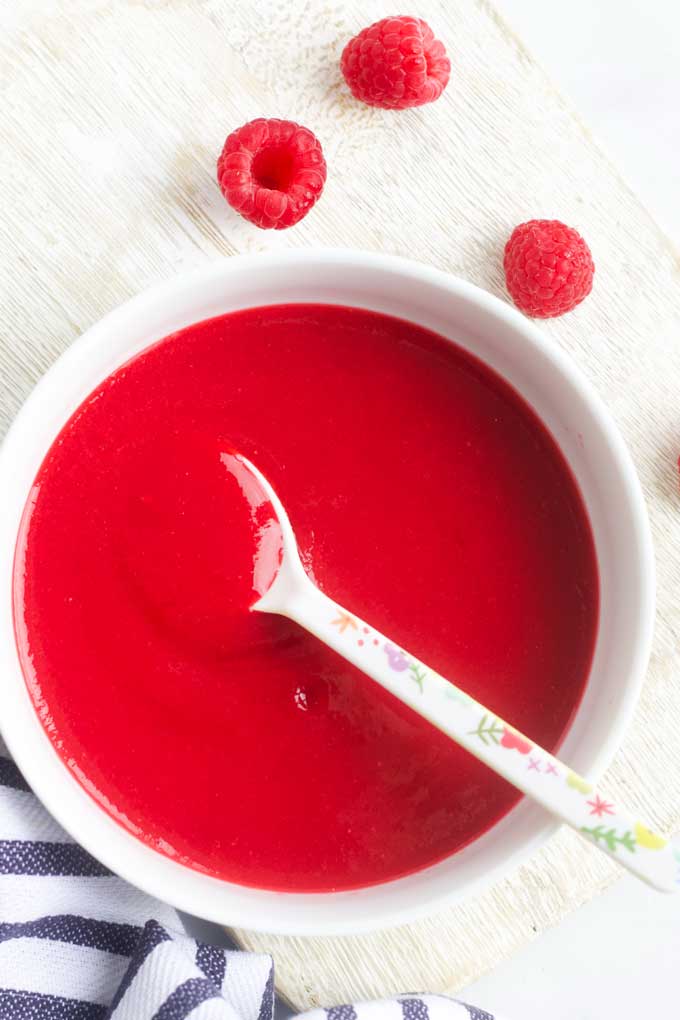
[0,738,501,1019]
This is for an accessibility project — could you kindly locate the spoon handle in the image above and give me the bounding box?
[282,585,678,893]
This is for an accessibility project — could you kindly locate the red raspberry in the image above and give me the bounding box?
[504,220,594,318]
[217,118,326,230]
[341,16,450,110]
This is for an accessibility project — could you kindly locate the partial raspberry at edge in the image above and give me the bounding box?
[341,16,451,110]
[217,118,327,230]
[503,220,595,318]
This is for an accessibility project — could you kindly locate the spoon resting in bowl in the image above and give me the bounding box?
[232,450,678,893]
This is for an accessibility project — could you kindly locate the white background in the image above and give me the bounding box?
[464,1,680,1016]
[498,0,680,246]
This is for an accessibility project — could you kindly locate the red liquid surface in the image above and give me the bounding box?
[15,304,598,891]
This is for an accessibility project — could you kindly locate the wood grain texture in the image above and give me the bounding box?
[2,0,680,1010]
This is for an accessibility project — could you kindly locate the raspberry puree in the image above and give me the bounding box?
[14,304,598,892]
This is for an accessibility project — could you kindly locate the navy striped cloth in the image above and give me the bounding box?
[0,737,502,1020]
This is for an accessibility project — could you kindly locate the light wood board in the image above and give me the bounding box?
[2,0,680,1011]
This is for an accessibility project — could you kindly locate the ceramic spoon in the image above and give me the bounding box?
[240,454,678,893]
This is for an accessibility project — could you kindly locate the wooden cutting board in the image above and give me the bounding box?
[2,0,680,1011]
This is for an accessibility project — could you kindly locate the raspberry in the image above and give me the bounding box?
[504,220,594,318]
[217,118,326,230]
[341,16,450,110]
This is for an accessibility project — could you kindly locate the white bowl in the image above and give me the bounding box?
[0,249,654,935]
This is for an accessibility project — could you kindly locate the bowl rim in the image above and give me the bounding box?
[0,248,655,934]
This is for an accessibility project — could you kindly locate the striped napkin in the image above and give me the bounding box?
[0,737,502,1020]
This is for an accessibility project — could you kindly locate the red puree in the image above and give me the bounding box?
[15,304,598,892]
